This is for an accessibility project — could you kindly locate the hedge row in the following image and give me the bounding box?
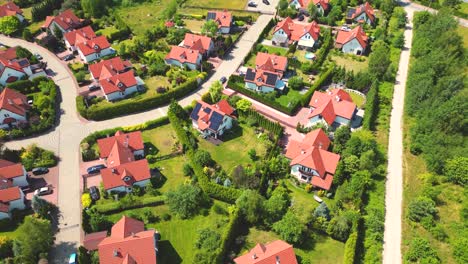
[239,108,284,138]
[301,65,335,106]
[311,28,333,72]
[94,196,165,214]
[78,76,201,121]
[362,81,379,130]
[343,232,358,264]
[227,75,301,116]
[214,208,242,263]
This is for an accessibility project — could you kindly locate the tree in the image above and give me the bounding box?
[288,76,303,90]
[166,184,209,219]
[442,0,462,9]
[75,71,86,83]
[15,46,33,60]
[78,246,91,264]
[444,156,468,186]
[163,0,177,20]
[31,195,55,219]
[236,190,265,224]
[368,40,391,80]
[81,0,108,18]
[0,16,20,35]
[22,28,33,41]
[0,236,13,259]
[408,196,437,222]
[273,211,304,244]
[236,98,252,112]
[314,202,330,220]
[183,163,193,176]
[278,0,289,10]
[264,186,290,225]
[209,81,223,103]
[231,165,259,189]
[248,149,257,161]
[202,20,218,37]
[327,213,352,241]
[333,126,351,153]
[452,237,468,264]
[13,216,53,263]
[194,150,213,167]
[308,3,319,20]
[194,228,221,251]
[404,237,439,263]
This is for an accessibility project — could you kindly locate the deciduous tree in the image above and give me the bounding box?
[166,184,209,219]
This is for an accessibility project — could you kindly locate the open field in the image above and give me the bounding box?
[329,54,368,73]
[183,19,205,33]
[142,124,178,156]
[155,155,190,194]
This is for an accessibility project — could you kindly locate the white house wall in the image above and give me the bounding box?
[12,167,28,187]
[0,67,25,86]
[0,109,26,129]
[0,212,9,220]
[342,38,364,54]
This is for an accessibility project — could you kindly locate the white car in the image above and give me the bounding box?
[34,186,52,196]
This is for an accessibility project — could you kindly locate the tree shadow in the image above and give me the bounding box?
[145,142,160,156]
[49,241,76,264]
[157,240,182,264]
[151,170,167,189]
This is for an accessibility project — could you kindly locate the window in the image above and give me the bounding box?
[4,114,9,117]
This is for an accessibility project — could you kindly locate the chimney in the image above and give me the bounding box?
[124,135,129,148]
[113,249,119,257]
[276,256,281,264]
[7,99,12,105]
[252,253,257,259]
[112,168,116,173]
[319,142,323,149]
[335,95,341,102]
[301,149,305,154]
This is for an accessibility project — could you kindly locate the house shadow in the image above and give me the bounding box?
[218,125,244,143]
[145,142,159,156]
[151,170,167,189]
[157,240,182,264]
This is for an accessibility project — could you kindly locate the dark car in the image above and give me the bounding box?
[32,167,49,175]
[88,85,100,92]
[262,0,270,5]
[89,186,100,201]
[248,1,257,7]
[87,164,106,175]
[34,53,43,60]
[63,54,75,61]
[220,76,227,84]
[298,15,305,21]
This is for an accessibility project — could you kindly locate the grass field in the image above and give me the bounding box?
[180,7,260,21]
[155,155,190,193]
[349,91,366,108]
[197,124,266,173]
[183,19,205,33]
[457,26,468,49]
[275,88,302,107]
[142,124,178,156]
[144,76,171,93]
[185,0,248,9]
[0,210,33,239]
[329,54,368,73]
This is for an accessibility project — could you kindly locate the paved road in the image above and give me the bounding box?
[382,2,415,264]
[1,13,274,262]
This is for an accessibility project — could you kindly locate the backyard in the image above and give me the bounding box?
[142,124,178,156]
[275,88,303,108]
[329,53,368,73]
[185,0,248,9]
[349,91,366,108]
[183,19,205,33]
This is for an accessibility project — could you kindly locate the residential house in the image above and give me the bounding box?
[181,33,214,57]
[244,52,288,93]
[165,46,202,70]
[0,88,29,129]
[285,128,340,190]
[0,47,46,85]
[0,159,28,187]
[98,70,143,101]
[190,99,235,139]
[272,17,320,50]
[346,2,375,26]
[308,88,357,127]
[0,186,26,220]
[83,231,107,251]
[97,216,158,264]
[335,26,368,55]
[207,10,232,34]
[289,0,330,15]
[42,9,83,36]
[234,240,298,264]
[97,131,151,193]
[0,2,24,22]
[76,36,114,63]
[63,26,96,52]
[89,57,133,81]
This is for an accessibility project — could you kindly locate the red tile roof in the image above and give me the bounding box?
[0,47,30,74]
[313,0,330,11]
[0,2,22,17]
[165,46,201,65]
[349,2,375,23]
[165,21,174,27]
[285,129,330,159]
[83,231,108,251]
[0,88,28,117]
[99,70,138,95]
[98,216,157,264]
[308,89,356,125]
[183,33,213,54]
[97,131,144,159]
[311,173,334,190]
[100,159,151,190]
[215,99,235,116]
[63,26,96,47]
[76,36,111,56]
[0,186,22,213]
[191,100,235,132]
[89,57,132,80]
[106,140,135,167]
[208,10,232,28]
[335,26,368,50]
[0,159,24,180]
[234,240,298,264]
[255,52,288,75]
[274,17,320,42]
[42,9,83,31]
[246,68,281,88]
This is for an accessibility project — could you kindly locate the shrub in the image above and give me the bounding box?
[183,163,193,176]
[81,193,92,209]
[20,144,57,171]
[452,237,468,264]
[0,236,13,259]
[444,157,468,186]
[193,150,213,167]
[288,76,303,90]
[362,81,379,130]
[301,65,334,106]
[404,237,439,263]
[94,196,164,214]
[408,196,437,222]
[343,232,358,264]
[272,211,304,244]
[166,184,209,219]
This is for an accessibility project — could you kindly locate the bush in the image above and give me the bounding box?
[0,236,13,259]
[288,76,303,90]
[193,150,213,167]
[301,65,334,106]
[362,81,379,130]
[183,163,193,176]
[81,193,92,209]
[404,237,440,263]
[94,195,165,214]
[20,144,57,171]
[343,232,358,264]
[272,210,304,244]
[166,184,209,219]
[408,196,437,222]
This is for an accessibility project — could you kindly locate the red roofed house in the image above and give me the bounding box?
[285,128,340,190]
[346,2,375,26]
[335,26,368,55]
[0,186,26,220]
[98,70,143,101]
[272,17,321,50]
[165,46,202,70]
[97,131,151,193]
[98,216,159,264]
[206,10,232,34]
[190,99,235,139]
[0,47,40,86]
[289,0,330,15]
[0,2,24,22]
[83,231,107,251]
[89,57,133,81]
[76,36,115,63]
[64,26,96,52]
[244,52,288,93]
[42,9,84,37]
[181,33,215,57]
[234,240,298,264]
[0,159,28,187]
[308,88,357,127]
[0,88,30,129]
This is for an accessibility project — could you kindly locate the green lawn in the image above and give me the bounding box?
[329,53,368,73]
[155,155,190,193]
[349,91,366,108]
[197,124,267,173]
[183,19,205,33]
[457,25,468,49]
[142,124,178,156]
[115,0,172,36]
[0,209,34,239]
[96,26,120,39]
[144,76,171,95]
[185,0,248,9]
[275,88,303,108]
[180,7,260,21]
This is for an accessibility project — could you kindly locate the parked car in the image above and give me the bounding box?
[220,76,227,84]
[87,164,106,174]
[298,15,305,21]
[88,84,100,92]
[248,1,257,7]
[68,253,77,264]
[34,186,52,196]
[341,25,350,31]
[63,54,75,61]
[89,186,100,201]
[32,167,49,175]
[34,53,43,60]
[262,0,270,5]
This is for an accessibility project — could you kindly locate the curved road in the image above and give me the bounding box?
[0,12,275,262]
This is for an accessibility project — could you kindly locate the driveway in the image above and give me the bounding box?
[25,166,59,205]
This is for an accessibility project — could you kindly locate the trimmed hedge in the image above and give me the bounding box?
[343,232,358,264]
[227,75,300,116]
[311,28,333,72]
[239,108,284,138]
[215,208,241,263]
[78,76,202,121]
[94,196,165,214]
[301,65,335,106]
[362,81,379,130]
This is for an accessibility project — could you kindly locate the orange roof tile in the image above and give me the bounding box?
[63,26,96,47]
[99,70,138,95]
[274,18,320,42]
[234,240,298,264]
[42,9,83,31]
[0,88,28,117]
[76,36,111,56]
[255,52,288,74]
[89,57,132,80]
[208,10,232,28]
[183,33,213,53]
[165,46,201,65]
[0,2,22,17]
[100,159,151,191]
[335,26,368,50]
[308,89,357,125]
[97,131,144,159]
[83,231,108,251]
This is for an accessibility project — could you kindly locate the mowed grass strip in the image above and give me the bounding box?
[186,0,248,9]
[142,124,178,156]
